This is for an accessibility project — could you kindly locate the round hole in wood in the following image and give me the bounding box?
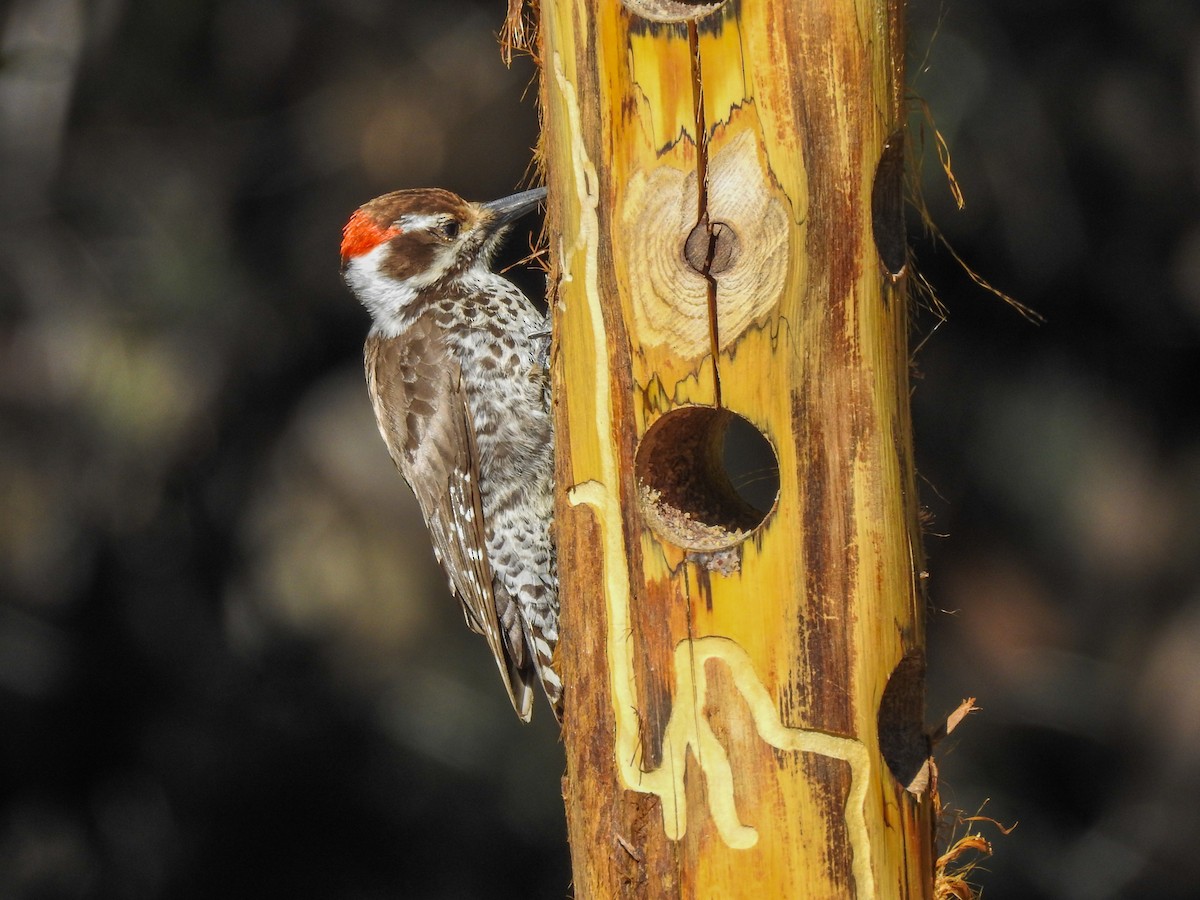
[635,407,778,551]
[878,651,931,794]
[871,128,908,278]
[621,0,728,24]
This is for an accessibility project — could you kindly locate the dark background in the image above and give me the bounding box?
[0,1,1196,897]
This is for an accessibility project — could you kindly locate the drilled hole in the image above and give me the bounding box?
[636,407,778,551]
[878,652,931,794]
[871,128,907,278]
[621,0,728,23]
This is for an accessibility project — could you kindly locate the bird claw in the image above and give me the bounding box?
[527,329,552,405]
[528,329,551,378]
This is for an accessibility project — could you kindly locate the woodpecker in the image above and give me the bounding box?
[340,186,560,722]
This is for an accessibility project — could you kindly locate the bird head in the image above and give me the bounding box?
[340,186,546,335]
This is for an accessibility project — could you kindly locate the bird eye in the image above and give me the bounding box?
[440,219,461,240]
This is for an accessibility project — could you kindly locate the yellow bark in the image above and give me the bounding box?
[539,1,932,896]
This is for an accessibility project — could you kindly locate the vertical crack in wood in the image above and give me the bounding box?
[686,21,717,848]
[688,20,723,408]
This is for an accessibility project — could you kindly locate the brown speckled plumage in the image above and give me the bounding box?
[343,187,559,722]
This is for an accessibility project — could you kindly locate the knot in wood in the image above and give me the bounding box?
[684,221,739,275]
[622,131,789,357]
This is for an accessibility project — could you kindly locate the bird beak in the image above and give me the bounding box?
[480,187,547,233]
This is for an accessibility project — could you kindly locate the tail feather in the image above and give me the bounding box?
[526,625,562,721]
[495,580,562,722]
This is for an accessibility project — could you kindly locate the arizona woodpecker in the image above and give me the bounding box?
[340,186,560,721]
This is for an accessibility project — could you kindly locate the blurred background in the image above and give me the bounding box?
[0,0,1195,897]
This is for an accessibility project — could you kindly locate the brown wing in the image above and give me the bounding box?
[365,320,535,721]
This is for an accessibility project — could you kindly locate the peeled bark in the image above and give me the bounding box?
[540,1,933,895]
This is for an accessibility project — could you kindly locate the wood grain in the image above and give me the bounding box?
[540,1,932,896]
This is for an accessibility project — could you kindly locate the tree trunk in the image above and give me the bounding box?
[540,1,932,896]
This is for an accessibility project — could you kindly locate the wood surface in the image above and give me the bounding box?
[539,1,933,895]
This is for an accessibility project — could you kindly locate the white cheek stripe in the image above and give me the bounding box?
[345,243,418,338]
[345,222,468,337]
